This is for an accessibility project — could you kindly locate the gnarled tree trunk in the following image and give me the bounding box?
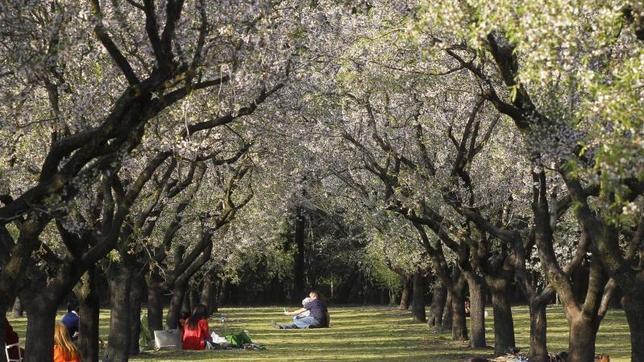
[451,274,468,341]
[200,276,216,316]
[490,286,515,355]
[411,271,426,322]
[624,293,644,362]
[104,263,133,362]
[23,300,57,362]
[166,281,187,330]
[428,282,446,330]
[529,299,548,361]
[567,312,599,362]
[465,271,486,348]
[146,270,164,332]
[77,267,100,362]
[399,274,412,310]
[442,289,453,332]
[128,273,145,356]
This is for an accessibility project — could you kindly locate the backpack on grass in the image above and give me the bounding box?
[225,330,252,348]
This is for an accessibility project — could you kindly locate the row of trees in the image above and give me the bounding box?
[0,1,641,362]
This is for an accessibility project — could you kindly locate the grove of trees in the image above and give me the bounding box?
[0,1,641,362]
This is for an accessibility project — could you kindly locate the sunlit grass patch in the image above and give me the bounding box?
[7,305,630,361]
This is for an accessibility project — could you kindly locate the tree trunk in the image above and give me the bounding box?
[451,286,468,341]
[293,206,306,303]
[0,310,7,362]
[11,298,23,318]
[442,288,453,332]
[428,282,446,329]
[146,270,164,332]
[465,272,486,348]
[128,273,144,356]
[567,313,599,362]
[399,274,412,310]
[104,264,132,362]
[623,293,644,362]
[529,300,548,360]
[411,272,426,322]
[181,286,191,316]
[77,268,100,362]
[490,288,515,355]
[200,277,215,315]
[189,288,200,311]
[23,302,57,362]
[211,279,221,313]
[166,282,187,330]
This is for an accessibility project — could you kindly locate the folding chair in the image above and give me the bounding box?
[4,342,22,362]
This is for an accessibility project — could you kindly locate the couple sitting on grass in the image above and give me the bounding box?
[276,290,330,329]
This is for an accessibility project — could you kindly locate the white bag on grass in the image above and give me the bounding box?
[210,332,227,344]
[153,329,181,350]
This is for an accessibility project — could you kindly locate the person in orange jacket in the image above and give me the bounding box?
[53,322,80,362]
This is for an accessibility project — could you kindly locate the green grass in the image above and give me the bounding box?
[7,305,630,361]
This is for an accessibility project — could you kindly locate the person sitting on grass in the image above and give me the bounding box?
[277,290,329,329]
[53,322,81,362]
[61,302,80,341]
[295,297,311,319]
[181,304,211,350]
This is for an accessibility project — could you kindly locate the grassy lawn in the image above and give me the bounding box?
[7,305,630,361]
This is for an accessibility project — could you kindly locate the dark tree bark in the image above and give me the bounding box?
[450,279,468,341]
[104,263,132,362]
[211,279,222,313]
[200,276,216,315]
[20,255,83,362]
[146,270,164,332]
[77,268,100,362]
[568,314,599,362]
[189,288,200,311]
[128,273,145,356]
[23,301,57,362]
[624,294,644,362]
[464,271,486,348]
[442,288,453,332]
[529,299,548,361]
[428,281,447,329]
[411,271,426,322]
[490,286,515,355]
[11,298,23,318]
[181,285,191,316]
[292,205,306,303]
[399,274,412,310]
[166,281,187,330]
[0,316,7,362]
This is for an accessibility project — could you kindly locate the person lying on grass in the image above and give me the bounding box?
[276,290,330,329]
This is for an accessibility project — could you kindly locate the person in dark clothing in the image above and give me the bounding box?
[277,291,329,329]
[61,303,80,341]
